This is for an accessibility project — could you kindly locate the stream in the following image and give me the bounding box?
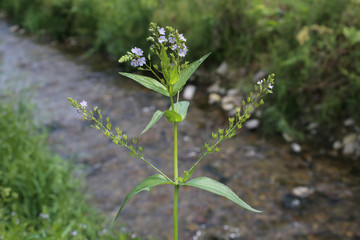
[0,20,359,240]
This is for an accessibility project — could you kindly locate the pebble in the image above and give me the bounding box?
[292,186,314,198]
[221,96,236,111]
[343,118,355,127]
[333,140,342,150]
[244,119,260,130]
[9,25,20,33]
[208,93,221,105]
[216,61,229,75]
[207,80,226,94]
[227,88,238,96]
[342,133,358,156]
[183,85,196,100]
[282,194,302,209]
[282,132,294,143]
[221,95,241,112]
[291,143,302,153]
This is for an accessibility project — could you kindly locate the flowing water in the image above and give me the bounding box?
[0,21,359,240]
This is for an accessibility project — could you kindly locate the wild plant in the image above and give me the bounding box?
[69,22,275,240]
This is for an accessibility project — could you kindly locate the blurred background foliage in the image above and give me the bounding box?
[0,95,141,239]
[1,0,360,141]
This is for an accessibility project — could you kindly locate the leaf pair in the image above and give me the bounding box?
[114,174,261,222]
[119,52,211,97]
[141,101,190,134]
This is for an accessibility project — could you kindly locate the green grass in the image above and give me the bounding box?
[0,94,141,239]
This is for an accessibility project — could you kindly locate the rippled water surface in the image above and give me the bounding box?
[1,21,359,240]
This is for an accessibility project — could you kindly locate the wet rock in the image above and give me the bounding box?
[342,133,358,156]
[292,186,314,198]
[221,96,235,111]
[244,119,260,130]
[344,118,355,127]
[282,132,294,143]
[142,105,156,113]
[207,80,226,95]
[333,140,342,150]
[221,95,241,112]
[281,193,302,210]
[9,25,20,33]
[307,122,318,134]
[226,88,238,96]
[183,85,196,100]
[216,61,229,76]
[291,143,302,153]
[208,93,221,105]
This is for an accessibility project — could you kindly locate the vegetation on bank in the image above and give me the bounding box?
[0,95,140,239]
[1,0,359,142]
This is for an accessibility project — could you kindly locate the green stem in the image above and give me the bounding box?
[174,122,178,183]
[173,185,179,240]
[173,100,179,240]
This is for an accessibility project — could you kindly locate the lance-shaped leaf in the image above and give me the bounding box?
[171,52,211,96]
[182,177,261,213]
[141,110,164,134]
[119,72,169,96]
[169,62,179,85]
[114,174,172,222]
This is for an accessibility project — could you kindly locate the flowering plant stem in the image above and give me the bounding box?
[70,22,275,239]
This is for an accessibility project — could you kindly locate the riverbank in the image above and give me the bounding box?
[1,20,359,239]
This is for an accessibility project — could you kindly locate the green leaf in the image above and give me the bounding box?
[164,110,182,123]
[119,72,169,96]
[169,62,179,85]
[114,174,172,222]
[171,52,211,96]
[141,110,164,134]
[171,101,190,121]
[182,177,261,213]
[160,47,170,82]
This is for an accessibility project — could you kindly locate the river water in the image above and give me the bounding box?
[0,21,359,240]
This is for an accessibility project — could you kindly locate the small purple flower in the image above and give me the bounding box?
[80,100,88,108]
[75,110,80,117]
[158,36,167,43]
[179,34,186,42]
[131,59,138,67]
[71,231,77,236]
[169,37,175,44]
[179,48,187,57]
[137,57,146,66]
[257,80,263,85]
[179,45,188,57]
[171,44,177,50]
[268,83,273,89]
[131,47,143,56]
[159,27,165,35]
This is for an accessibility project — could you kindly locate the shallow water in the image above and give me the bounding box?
[0,21,359,240]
